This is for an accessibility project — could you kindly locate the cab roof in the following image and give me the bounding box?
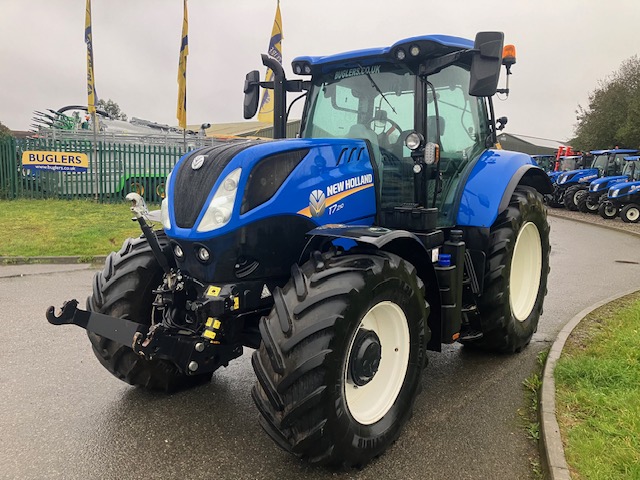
[590,149,639,155]
[293,34,473,67]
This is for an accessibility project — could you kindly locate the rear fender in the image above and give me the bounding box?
[457,150,553,228]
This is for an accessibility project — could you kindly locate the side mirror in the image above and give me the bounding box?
[496,116,508,131]
[243,70,260,119]
[469,32,504,97]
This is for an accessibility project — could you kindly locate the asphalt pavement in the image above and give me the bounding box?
[1,215,639,480]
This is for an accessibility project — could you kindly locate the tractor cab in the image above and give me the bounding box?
[296,43,493,227]
[590,149,637,177]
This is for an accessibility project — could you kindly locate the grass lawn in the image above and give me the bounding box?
[0,199,154,257]
[555,292,640,479]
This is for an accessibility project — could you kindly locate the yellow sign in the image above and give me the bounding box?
[206,285,221,297]
[22,151,89,172]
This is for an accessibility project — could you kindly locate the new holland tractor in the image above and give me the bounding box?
[47,32,552,467]
[599,156,640,221]
[578,154,640,214]
[551,148,637,210]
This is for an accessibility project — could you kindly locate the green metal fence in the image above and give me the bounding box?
[0,136,194,203]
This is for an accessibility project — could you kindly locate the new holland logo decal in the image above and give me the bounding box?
[298,174,373,218]
[309,190,326,217]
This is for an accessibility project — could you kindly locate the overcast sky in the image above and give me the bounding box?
[1,0,638,142]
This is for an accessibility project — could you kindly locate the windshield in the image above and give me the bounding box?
[592,153,626,176]
[302,64,415,140]
[623,161,639,180]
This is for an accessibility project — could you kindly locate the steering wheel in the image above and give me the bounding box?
[367,116,403,144]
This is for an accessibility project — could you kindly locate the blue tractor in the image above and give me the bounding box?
[47,32,552,467]
[599,156,640,221]
[578,155,640,213]
[552,148,637,210]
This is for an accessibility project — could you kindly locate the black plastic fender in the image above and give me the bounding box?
[302,225,445,351]
[499,164,554,213]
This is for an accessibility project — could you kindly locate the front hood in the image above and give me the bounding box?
[609,180,640,198]
[164,137,377,241]
[558,168,598,185]
[590,175,627,191]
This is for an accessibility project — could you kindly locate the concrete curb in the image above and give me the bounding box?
[0,255,107,265]
[540,287,640,480]
[546,210,640,239]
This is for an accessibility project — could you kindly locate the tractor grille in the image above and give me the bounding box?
[240,148,309,214]
[173,140,261,229]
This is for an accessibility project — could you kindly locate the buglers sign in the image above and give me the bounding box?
[22,151,89,172]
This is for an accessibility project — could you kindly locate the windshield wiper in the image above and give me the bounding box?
[358,64,396,115]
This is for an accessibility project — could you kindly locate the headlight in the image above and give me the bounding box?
[559,176,567,184]
[196,168,241,232]
[611,189,619,198]
[590,183,599,191]
[161,170,173,229]
[404,131,424,151]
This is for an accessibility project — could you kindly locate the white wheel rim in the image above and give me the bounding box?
[626,207,639,221]
[509,222,542,322]
[344,301,410,425]
[605,206,617,217]
[574,190,583,204]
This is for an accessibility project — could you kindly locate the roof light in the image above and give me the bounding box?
[294,63,302,74]
[303,64,312,74]
[502,44,516,67]
[409,45,420,57]
[395,48,406,61]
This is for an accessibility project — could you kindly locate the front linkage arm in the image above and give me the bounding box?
[46,299,242,375]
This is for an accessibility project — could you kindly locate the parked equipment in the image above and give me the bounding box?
[599,156,640,221]
[47,32,552,467]
[579,155,640,214]
[550,149,637,210]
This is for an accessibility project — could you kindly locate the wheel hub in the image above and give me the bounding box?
[349,328,381,386]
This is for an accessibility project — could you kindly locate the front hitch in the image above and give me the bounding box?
[46,300,243,375]
[46,299,149,348]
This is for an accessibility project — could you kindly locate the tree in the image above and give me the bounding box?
[0,120,11,138]
[572,56,640,151]
[97,99,128,121]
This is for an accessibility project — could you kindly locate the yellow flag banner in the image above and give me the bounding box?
[85,0,98,114]
[176,0,189,129]
[257,1,283,123]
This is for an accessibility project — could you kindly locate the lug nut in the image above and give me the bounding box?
[195,342,205,352]
[188,361,199,372]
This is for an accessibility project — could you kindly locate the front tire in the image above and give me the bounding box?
[598,201,618,219]
[473,186,550,353]
[87,234,212,392]
[621,203,640,223]
[577,193,599,213]
[563,185,584,211]
[252,251,428,467]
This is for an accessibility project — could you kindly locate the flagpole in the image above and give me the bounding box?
[177,0,189,151]
[92,111,99,200]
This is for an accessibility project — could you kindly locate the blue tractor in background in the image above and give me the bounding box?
[47,32,552,467]
[551,148,637,210]
[578,155,640,213]
[599,156,640,221]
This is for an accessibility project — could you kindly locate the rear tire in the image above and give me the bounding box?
[472,186,550,353]
[598,202,618,219]
[620,203,640,223]
[87,234,212,392]
[252,250,428,467]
